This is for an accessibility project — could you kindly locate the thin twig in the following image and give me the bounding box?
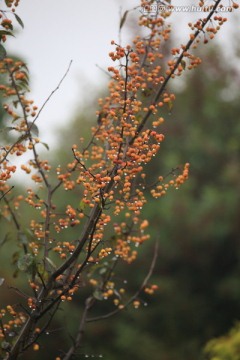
[8,287,29,300]
[31,60,73,127]
[0,186,14,201]
[95,64,112,78]
[62,296,95,360]
[22,301,61,352]
[2,189,29,254]
[72,148,96,179]
[86,241,158,322]
[82,126,101,155]
[2,192,20,231]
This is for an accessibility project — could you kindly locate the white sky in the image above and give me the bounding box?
[6,0,140,145]
[5,0,240,146]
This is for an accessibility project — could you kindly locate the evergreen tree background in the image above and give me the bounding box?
[1,41,240,359]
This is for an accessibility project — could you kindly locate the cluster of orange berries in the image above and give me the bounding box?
[133,300,141,308]
[111,218,150,262]
[151,163,190,198]
[0,163,16,184]
[0,56,42,205]
[188,15,228,45]
[27,297,36,310]
[25,189,44,210]
[0,57,38,134]
[115,239,138,263]
[57,285,79,302]
[82,74,170,238]
[109,43,131,62]
[101,281,115,300]
[57,170,76,191]
[53,205,82,234]
[29,281,40,291]
[0,58,27,86]
[98,247,112,259]
[89,280,126,304]
[0,307,26,340]
[144,284,159,295]
[4,0,20,10]
[1,18,12,30]
[66,204,77,219]
[28,241,40,255]
[200,0,239,10]
[53,241,76,259]
[130,285,159,309]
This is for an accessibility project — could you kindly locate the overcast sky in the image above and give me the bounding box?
[6,0,239,146]
[6,0,141,145]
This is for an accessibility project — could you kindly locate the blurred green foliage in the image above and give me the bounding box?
[1,43,240,359]
[204,323,240,360]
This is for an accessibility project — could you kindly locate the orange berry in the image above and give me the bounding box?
[33,343,39,351]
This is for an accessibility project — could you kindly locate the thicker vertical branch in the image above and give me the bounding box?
[62,297,95,360]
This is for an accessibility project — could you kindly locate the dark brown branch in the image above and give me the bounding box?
[22,301,61,352]
[62,296,95,360]
[0,186,14,201]
[51,202,103,281]
[50,163,119,282]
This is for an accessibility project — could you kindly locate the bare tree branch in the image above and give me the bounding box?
[31,60,73,127]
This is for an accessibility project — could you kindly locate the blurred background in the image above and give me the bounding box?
[1,1,240,359]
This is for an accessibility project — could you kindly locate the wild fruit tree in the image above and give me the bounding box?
[0,0,239,359]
